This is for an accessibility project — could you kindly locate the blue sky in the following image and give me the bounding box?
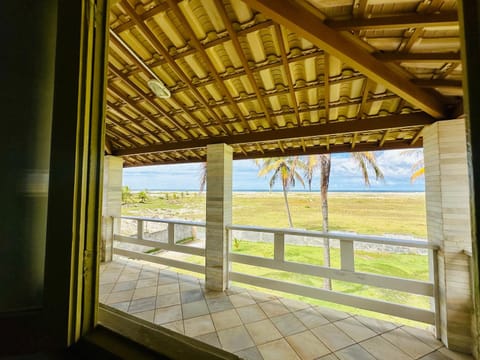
[123,149,425,192]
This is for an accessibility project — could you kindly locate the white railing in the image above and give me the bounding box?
[113,216,205,274]
[226,224,440,330]
[111,216,440,331]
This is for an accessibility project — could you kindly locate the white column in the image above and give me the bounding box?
[101,156,123,262]
[205,143,233,291]
[424,119,473,352]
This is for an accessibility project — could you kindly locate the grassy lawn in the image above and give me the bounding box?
[123,191,427,238]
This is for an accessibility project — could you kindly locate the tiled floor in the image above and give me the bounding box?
[99,257,473,360]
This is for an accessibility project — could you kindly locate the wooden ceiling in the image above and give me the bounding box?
[106,0,462,167]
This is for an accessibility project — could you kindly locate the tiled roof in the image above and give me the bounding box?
[106,0,461,166]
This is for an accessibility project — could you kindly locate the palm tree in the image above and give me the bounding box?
[199,162,207,192]
[401,149,424,183]
[256,157,305,228]
[305,152,383,290]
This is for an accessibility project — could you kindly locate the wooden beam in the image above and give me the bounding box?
[122,138,423,167]
[374,52,462,63]
[242,0,447,119]
[327,11,458,31]
[412,79,462,90]
[114,112,434,156]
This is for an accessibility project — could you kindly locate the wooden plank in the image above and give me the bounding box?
[229,253,434,296]
[114,113,435,156]
[114,248,205,273]
[115,235,205,256]
[242,0,447,119]
[229,272,435,324]
[327,12,458,31]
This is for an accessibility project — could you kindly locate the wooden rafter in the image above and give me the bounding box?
[357,79,371,119]
[324,53,330,122]
[108,86,178,140]
[114,112,434,156]
[241,0,447,119]
[412,79,462,90]
[165,0,252,133]
[109,30,212,136]
[327,12,458,31]
[107,101,162,143]
[211,0,274,129]
[119,0,231,136]
[108,64,190,139]
[374,52,462,63]
[274,23,301,126]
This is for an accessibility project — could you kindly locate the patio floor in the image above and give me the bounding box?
[99,257,473,360]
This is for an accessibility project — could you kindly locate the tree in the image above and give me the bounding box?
[199,162,207,193]
[122,186,133,204]
[137,190,149,203]
[305,152,383,290]
[402,149,424,183]
[256,157,305,228]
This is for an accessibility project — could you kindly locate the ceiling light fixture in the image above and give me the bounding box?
[147,79,171,99]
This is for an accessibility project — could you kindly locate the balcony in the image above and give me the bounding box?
[98,216,474,359]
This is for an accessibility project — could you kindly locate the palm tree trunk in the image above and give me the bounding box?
[283,185,294,228]
[320,154,332,290]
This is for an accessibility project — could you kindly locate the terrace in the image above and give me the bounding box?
[99,257,470,359]
[98,0,477,358]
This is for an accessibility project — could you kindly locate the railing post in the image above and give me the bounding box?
[340,239,355,271]
[137,219,143,241]
[274,232,285,262]
[430,248,441,339]
[168,223,175,245]
[226,227,232,287]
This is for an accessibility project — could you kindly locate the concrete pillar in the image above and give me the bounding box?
[101,156,123,262]
[424,119,473,352]
[205,144,233,291]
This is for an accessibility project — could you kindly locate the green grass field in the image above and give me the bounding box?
[123,191,427,238]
